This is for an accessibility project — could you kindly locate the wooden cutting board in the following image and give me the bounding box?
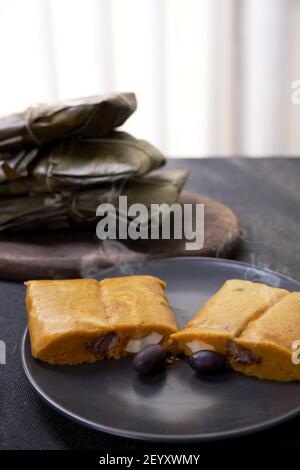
[0,191,240,280]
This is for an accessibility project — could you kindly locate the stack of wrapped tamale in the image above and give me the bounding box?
[0,93,188,232]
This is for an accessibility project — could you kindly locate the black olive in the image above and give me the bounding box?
[133,344,167,376]
[188,350,227,375]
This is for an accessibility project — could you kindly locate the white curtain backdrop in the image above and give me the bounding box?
[0,0,300,157]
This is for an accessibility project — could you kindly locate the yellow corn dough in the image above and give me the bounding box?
[232,292,300,381]
[25,276,178,365]
[172,279,288,354]
[171,279,300,381]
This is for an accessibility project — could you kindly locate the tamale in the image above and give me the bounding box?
[0,93,136,151]
[171,280,288,355]
[25,276,178,364]
[0,132,165,190]
[0,93,136,179]
[171,280,300,381]
[231,292,300,381]
[73,169,189,219]
[0,169,188,231]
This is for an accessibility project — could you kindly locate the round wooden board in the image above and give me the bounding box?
[0,191,240,280]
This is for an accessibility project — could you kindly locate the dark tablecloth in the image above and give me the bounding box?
[1,157,300,451]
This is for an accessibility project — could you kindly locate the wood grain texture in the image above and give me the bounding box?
[0,191,240,280]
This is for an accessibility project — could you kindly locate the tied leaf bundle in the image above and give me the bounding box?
[0,132,165,192]
[0,93,136,180]
[0,93,188,232]
[0,93,136,150]
[0,170,188,232]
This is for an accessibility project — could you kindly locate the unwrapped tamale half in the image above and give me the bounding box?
[25,276,178,364]
[172,280,300,381]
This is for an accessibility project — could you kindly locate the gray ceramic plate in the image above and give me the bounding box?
[21,257,300,442]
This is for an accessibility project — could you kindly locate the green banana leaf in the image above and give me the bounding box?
[0,147,39,182]
[0,169,188,232]
[0,93,136,151]
[0,131,165,189]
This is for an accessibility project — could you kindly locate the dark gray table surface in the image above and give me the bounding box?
[1,157,300,451]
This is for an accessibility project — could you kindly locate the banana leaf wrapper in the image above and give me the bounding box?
[0,131,164,188]
[0,169,188,232]
[0,93,136,152]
